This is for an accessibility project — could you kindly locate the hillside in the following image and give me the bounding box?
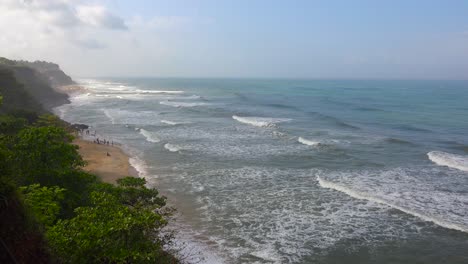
[17,60,75,87]
[0,58,70,111]
[0,67,44,116]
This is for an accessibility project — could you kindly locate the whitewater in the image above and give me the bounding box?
[55,78,468,264]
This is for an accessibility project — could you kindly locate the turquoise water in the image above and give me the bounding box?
[56,79,468,263]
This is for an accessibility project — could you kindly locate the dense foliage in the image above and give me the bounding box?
[0,75,177,263]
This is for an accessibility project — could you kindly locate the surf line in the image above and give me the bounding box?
[317,176,468,233]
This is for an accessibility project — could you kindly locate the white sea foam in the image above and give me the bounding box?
[129,156,149,178]
[298,137,320,146]
[232,115,291,128]
[139,129,160,143]
[317,175,468,233]
[107,87,127,91]
[78,79,183,95]
[164,143,182,152]
[184,95,201,99]
[100,109,160,126]
[134,89,184,94]
[167,166,436,263]
[161,120,184,125]
[160,101,208,107]
[427,151,468,172]
[102,109,116,124]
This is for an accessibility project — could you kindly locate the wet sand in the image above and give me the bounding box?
[74,139,137,184]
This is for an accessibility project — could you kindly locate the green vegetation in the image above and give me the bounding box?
[0,57,70,111]
[0,115,177,263]
[20,184,65,227]
[0,60,178,263]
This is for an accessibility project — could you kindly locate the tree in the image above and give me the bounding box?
[19,184,65,227]
[10,126,85,186]
[0,115,28,135]
[47,191,175,263]
[116,177,166,209]
[34,114,64,128]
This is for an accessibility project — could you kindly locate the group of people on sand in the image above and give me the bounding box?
[81,129,113,146]
[77,127,115,157]
[93,137,113,146]
[84,129,95,136]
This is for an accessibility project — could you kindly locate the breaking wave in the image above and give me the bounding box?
[298,137,320,146]
[139,129,160,143]
[102,109,116,124]
[160,101,209,108]
[232,115,291,128]
[161,120,183,125]
[164,143,182,152]
[129,156,149,178]
[133,89,184,94]
[428,151,468,172]
[317,176,468,233]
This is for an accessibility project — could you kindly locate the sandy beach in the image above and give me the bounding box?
[57,83,137,184]
[74,139,137,184]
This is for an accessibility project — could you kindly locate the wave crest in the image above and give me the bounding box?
[139,129,160,143]
[317,175,468,233]
[232,115,291,128]
[164,143,182,152]
[298,137,320,146]
[160,101,209,108]
[427,151,468,172]
[161,120,179,125]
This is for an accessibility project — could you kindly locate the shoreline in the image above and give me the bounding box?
[56,84,139,184]
[54,84,89,95]
[74,138,138,184]
[57,83,220,261]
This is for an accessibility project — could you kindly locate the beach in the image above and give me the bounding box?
[58,83,136,184]
[56,78,468,263]
[74,138,136,184]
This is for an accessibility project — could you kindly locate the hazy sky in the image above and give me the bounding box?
[1,0,468,79]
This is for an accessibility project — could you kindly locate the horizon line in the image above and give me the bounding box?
[73,76,468,81]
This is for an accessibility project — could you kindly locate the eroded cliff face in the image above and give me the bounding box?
[0,57,71,112]
[18,60,75,87]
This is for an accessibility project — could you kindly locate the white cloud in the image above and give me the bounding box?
[0,0,127,53]
[76,5,127,30]
[0,0,198,77]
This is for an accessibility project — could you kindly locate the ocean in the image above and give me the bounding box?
[55,78,468,263]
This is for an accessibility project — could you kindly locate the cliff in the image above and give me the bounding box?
[16,60,75,87]
[0,58,70,111]
[0,67,44,116]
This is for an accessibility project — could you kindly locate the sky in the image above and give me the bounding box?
[1,0,468,79]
